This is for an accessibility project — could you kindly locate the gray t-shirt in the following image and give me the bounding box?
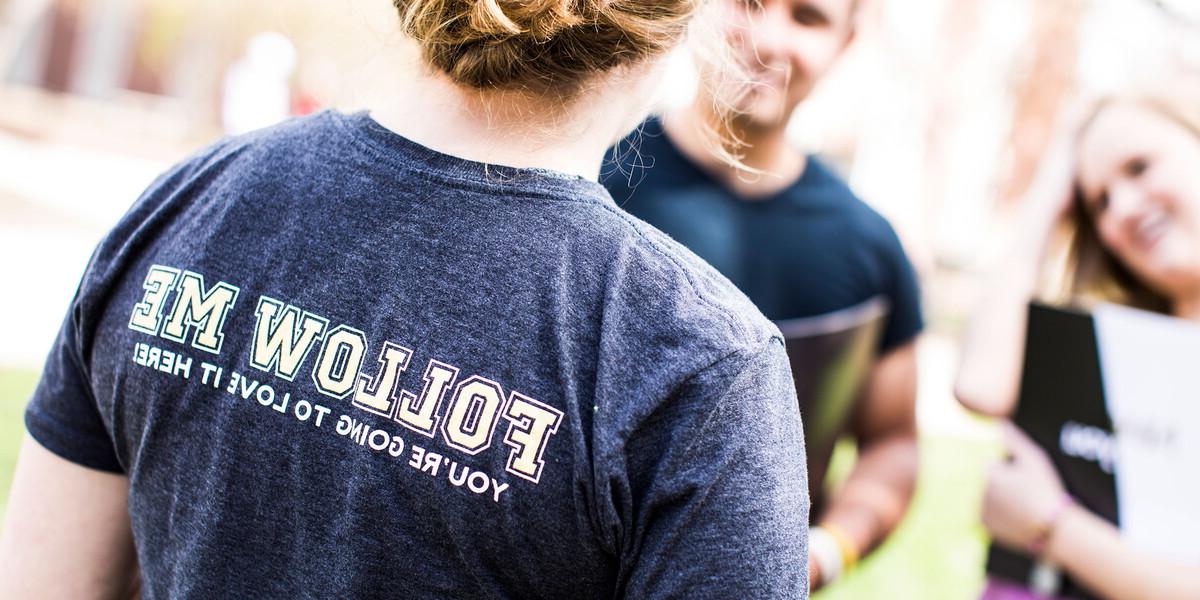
[26,110,810,598]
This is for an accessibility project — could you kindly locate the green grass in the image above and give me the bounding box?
[818,434,1002,599]
[0,368,999,596]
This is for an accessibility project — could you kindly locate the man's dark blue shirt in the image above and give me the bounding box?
[602,118,923,353]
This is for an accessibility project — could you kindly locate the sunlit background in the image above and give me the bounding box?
[2,0,1198,597]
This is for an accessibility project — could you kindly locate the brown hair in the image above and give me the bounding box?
[1063,91,1200,313]
[394,0,698,95]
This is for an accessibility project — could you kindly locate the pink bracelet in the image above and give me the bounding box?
[1026,493,1075,556]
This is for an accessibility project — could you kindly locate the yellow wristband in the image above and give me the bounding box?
[822,523,860,571]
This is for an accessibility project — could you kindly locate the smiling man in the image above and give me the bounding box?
[602,0,921,591]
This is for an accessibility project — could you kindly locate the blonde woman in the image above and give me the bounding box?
[0,1,811,597]
[957,89,1200,599]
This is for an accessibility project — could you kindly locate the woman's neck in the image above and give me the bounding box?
[368,71,629,181]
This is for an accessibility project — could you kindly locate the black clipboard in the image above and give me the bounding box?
[776,296,888,518]
[985,302,1117,599]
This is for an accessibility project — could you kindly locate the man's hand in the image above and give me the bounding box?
[816,341,919,574]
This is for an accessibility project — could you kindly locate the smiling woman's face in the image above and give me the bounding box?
[1075,102,1200,300]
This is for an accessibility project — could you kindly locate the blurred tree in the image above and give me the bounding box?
[1,0,53,83]
[1000,0,1085,207]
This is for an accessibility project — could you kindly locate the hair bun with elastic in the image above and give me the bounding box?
[465,0,585,41]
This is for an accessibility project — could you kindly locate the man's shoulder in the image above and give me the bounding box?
[787,156,903,246]
[795,155,853,196]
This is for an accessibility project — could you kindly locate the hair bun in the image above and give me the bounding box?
[466,0,585,41]
[394,0,693,93]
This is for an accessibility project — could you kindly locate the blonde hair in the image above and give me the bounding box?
[394,0,698,96]
[1063,88,1200,313]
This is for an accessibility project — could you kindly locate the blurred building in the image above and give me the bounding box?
[1,0,1198,366]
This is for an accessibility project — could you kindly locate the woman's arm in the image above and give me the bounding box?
[954,144,1076,417]
[985,423,1200,600]
[1047,504,1200,600]
[0,435,138,599]
[952,239,1044,417]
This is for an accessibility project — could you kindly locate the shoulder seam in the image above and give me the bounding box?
[595,202,756,342]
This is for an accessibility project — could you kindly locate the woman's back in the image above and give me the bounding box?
[25,111,809,597]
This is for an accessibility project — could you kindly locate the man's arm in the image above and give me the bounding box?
[812,341,919,586]
[0,435,138,599]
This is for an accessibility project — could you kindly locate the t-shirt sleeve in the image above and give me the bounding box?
[24,292,123,473]
[23,136,241,475]
[619,338,810,598]
[879,225,924,353]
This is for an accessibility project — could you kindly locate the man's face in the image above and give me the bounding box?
[721,0,856,127]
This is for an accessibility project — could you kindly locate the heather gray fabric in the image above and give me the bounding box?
[26,111,810,599]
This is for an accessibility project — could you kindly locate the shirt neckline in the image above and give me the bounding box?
[642,116,823,206]
[333,109,613,206]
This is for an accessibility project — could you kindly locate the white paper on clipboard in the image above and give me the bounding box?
[1093,302,1200,566]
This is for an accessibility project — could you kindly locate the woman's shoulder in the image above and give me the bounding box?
[579,201,783,354]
